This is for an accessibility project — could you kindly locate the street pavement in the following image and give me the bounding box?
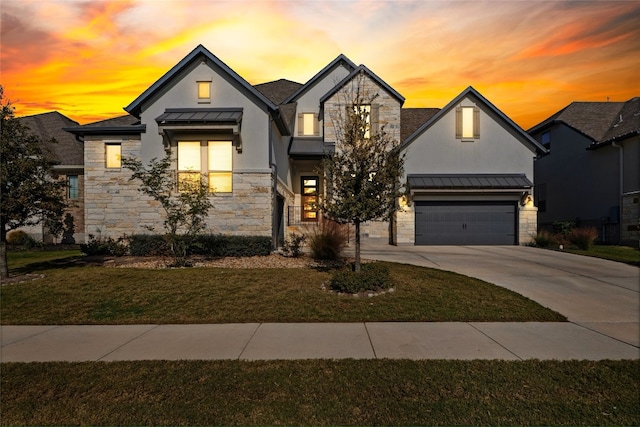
[1,243,638,362]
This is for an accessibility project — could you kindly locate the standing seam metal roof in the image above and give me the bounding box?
[408,174,533,189]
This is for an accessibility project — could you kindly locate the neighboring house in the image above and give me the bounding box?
[16,112,84,243]
[66,44,542,247]
[529,98,640,247]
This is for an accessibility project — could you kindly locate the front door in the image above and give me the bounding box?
[301,176,319,222]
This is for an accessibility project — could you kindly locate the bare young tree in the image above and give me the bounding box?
[320,75,405,272]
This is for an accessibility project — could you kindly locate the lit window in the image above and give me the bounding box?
[208,141,232,193]
[105,144,121,168]
[197,81,211,101]
[301,176,318,221]
[298,113,319,136]
[67,175,79,200]
[178,141,201,190]
[456,106,480,140]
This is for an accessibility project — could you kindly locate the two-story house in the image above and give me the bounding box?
[529,98,640,247]
[67,44,544,247]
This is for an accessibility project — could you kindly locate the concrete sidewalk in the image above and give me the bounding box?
[2,322,638,362]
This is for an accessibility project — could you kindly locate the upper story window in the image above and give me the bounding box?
[351,104,379,139]
[197,81,211,103]
[541,132,550,149]
[298,112,319,136]
[177,140,232,193]
[455,106,480,140]
[105,143,121,168]
[67,175,79,200]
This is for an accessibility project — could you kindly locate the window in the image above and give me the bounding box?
[298,113,319,136]
[355,104,371,139]
[541,132,550,149]
[455,106,480,139]
[177,141,202,190]
[208,141,232,193]
[301,176,319,221]
[67,175,79,200]
[197,81,211,102]
[177,140,232,193]
[105,143,121,168]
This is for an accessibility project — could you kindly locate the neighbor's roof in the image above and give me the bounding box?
[596,97,640,146]
[408,174,533,190]
[528,101,627,141]
[18,111,83,165]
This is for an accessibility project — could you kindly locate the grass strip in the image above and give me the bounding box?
[1,262,565,324]
[561,245,640,267]
[2,359,638,426]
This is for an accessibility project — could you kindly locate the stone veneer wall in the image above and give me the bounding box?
[621,193,640,247]
[323,74,402,145]
[518,204,538,245]
[84,136,273,238]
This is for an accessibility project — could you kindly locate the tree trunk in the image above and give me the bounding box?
[354,220,361,272]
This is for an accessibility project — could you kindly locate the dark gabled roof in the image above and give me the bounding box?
[528,101,627,141]
[282,54,357,104]
[64,114,146,136]
[401,108,440,142]
[254,79,302,105]
[401,86,546,155]
[319,64,405,105]
[278,102,298,137]
[156,108,242,125]
[592,97,640,147]
[408,174,533,190]
[18,111,83,165]
[124,44,279,117]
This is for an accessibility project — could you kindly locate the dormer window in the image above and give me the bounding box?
[298,112,320,136]
[456,106,480,140]
[197,81,211,102]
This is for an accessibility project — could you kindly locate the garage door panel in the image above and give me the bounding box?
[415,202,516,245]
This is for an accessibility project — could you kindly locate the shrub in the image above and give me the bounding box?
[6,230,37,247]
[330,262,393,294]
[281,233,306,257]
[533,230,555,248]
[568,227,598,250]
[127,234,272,257]
[307,219,349,260]
[128,235,170,256]
[80,234,128,256]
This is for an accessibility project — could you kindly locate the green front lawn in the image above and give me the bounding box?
[1,260,565,324]
[562,244,640,267]
[2,360,638,426]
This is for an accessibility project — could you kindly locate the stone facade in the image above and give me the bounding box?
[84,136,273,239]
[323,74,402,145]
[518,204,538,245]
[621,193,640,247]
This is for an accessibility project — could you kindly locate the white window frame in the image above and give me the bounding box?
[105,142,122,169]
[197,81,211,103]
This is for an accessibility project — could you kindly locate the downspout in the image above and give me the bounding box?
[612,141,623,242]
[269,116,278,250]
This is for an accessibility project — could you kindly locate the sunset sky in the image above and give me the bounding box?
[1,0,638,130]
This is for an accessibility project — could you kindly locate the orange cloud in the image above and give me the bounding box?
[1,0,638,130]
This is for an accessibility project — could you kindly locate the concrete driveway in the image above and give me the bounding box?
[360,241,640,347]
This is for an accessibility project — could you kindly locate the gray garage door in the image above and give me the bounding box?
[415,201,517,245]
